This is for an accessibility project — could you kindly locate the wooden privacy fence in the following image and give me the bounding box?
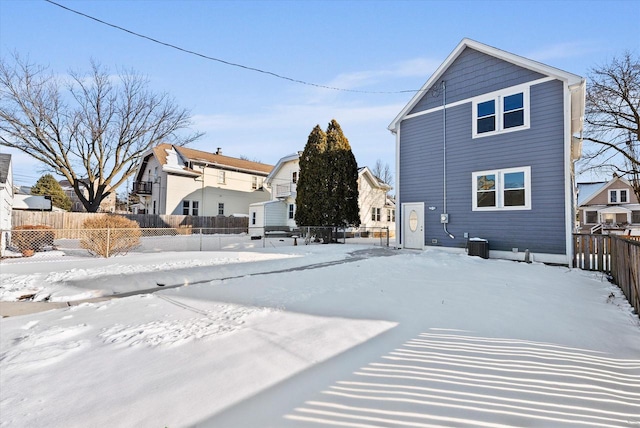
[573,233,640,317]
[11,211,248,231]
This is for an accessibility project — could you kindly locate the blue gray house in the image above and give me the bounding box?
[388,39,586,264]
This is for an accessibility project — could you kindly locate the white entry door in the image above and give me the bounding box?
[402,202,424,249]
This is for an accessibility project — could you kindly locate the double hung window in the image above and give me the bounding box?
[609,189,628,204]
[473,87,529,138]
[182,200,199,216]
[472,167,531,211]
[371,207,381,221]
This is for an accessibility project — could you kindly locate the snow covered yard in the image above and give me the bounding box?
[1,245,639,427]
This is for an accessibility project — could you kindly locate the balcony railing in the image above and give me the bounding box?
[133,181,153,195]
[275,182,296,198]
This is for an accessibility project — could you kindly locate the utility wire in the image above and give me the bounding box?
[44,0,420,95]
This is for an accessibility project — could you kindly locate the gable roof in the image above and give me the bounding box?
[358,166,392,191]
[264,152,300,186]
[388,38,586,134]
[0,153,11,185]
[577,181,607,205]
[579,176,634,206]
[140,143,273,179]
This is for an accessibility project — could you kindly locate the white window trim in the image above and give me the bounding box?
[472,166,532,211]
[608,189,628,204]
[218,170,226,184]
[472,86,530,138]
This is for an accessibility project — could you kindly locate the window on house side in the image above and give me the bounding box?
[632,211,640,224]
[473,88,529,138]
[218,203,224,215]
[252,176,258,190]
[585,211,598,224]
[476,100,496,134]
[251,212,256,225]
[192,201,199,216]
[182,200,190,215]
[218,170,226,184]
[372,207,381,221]
[288,204,294,219]
[503,93,524,129]
[609,189,629,204]
[476,174,496,208]
[472,167,531,211]
[292,171,298,184]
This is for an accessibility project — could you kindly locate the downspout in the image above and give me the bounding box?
[442,81,455,239]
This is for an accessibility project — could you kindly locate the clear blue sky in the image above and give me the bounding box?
[1,0,639,188]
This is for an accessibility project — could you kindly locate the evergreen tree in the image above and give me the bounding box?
[325,119,360,228]
[31,174,72,211]
[295,125,327,226]
[295,120,360,232]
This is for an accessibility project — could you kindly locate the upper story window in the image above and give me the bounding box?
[251,176,258,190]
[472,87,530,138]
[218,170,226,184]
[292,171,298,183]
[472,166,531,211]
[609,189,628,204]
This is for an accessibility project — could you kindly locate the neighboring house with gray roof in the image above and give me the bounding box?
[577,176,640,235]
[132,144,273,216]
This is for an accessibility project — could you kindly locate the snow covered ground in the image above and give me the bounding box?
[1,244,639,427]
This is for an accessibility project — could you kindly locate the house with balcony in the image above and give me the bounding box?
[577,176,640,235]
[132,144,273,216]
[248,152,395,237]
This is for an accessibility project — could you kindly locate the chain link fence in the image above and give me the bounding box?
[259,226,391,248]
[1,226,392,261]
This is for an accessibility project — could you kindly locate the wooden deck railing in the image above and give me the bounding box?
[573,234,639,317]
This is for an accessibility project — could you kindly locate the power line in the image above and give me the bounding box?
[44,0,420,95]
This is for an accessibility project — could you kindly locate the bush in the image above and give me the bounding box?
[11,225,55,256]
[80,215,141,257]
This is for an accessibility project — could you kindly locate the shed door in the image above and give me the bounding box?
[402,202,424,250]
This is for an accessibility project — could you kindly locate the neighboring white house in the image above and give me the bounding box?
[577,175,640,235]
[249,153,395,237]
[357,166,395,235]
[0,153,14,257]
[133,144,273,216]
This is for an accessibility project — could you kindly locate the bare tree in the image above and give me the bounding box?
[0,55,202,212]
[371,159,394,190]
[581,52,639,200]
